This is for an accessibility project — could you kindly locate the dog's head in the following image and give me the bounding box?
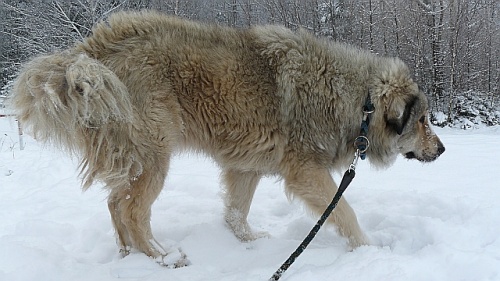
[371,59,445,163]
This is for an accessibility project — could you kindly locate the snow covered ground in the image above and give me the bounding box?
[1,116,499,281]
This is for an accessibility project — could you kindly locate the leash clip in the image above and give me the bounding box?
[349,149,360,172]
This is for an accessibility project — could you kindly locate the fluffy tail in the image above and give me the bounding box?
[11,51,133,139]
[9,51,141,189]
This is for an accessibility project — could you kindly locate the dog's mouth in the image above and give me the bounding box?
[405,151,416,160]
[404,151,443,163]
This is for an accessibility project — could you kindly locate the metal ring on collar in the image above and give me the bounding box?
[354,136,370,153]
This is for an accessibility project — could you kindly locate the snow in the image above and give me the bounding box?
[433,111,448,125]
[1,116,499,281]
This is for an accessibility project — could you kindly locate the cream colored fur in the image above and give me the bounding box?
[10,10,444,263]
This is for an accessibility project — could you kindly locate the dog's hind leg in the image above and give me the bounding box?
[108,191,133,256]
[283,165,369,249]
[223,169,269,241]
[107,155,171,259]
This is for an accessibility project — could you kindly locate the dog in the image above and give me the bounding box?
[10,10,444,265]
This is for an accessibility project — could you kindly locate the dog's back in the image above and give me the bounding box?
[76,11,286,171]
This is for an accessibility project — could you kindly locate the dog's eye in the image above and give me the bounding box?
[419,116,425,124]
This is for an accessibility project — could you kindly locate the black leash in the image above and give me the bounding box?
[269,96,374,281]
[269,168,356,281]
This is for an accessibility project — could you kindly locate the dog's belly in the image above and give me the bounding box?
[180,111,285,172]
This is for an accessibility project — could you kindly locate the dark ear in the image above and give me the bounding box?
[385,97,416,135]
[386,117,404,135]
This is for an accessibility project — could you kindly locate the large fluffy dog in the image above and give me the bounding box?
[11,10,444,264]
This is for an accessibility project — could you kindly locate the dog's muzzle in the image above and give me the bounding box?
[405,143,445,162]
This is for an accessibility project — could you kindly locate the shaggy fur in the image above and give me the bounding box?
[10,10,444,264]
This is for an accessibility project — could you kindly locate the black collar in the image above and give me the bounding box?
[356,94,374,160]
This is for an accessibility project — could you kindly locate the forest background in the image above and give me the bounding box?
[1,0,498,128]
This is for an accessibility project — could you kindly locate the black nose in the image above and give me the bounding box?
[437,145,445,155]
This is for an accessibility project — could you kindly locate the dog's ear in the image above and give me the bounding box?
[372,59,419,135]
[385,97,416,135]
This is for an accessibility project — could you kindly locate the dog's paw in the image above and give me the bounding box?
[247,230,271,241]
[347,234,370,251]
[155,247,191,268]
[119,246,131,257]
[226,218,270,242]
[235,228,271,242]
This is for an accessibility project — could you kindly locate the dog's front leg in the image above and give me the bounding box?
[283,165,369,249]
[222,169,269,241]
